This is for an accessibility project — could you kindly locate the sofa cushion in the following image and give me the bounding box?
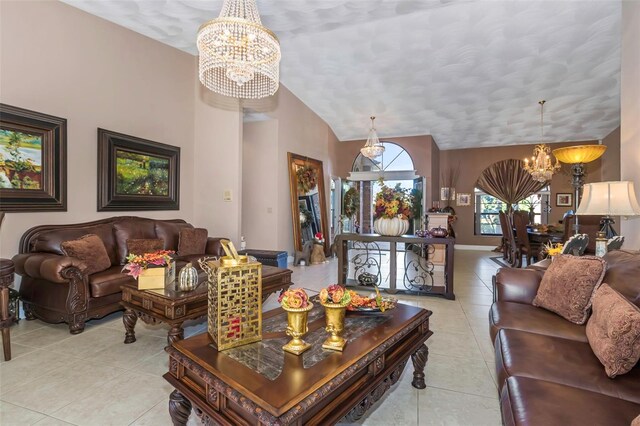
[155,221,193,251]
[126,239,165,256]
[178,228,208,256]
[500,376,640,426]
[602,250,640,308]
[495,329,640,403]
[89,265,136,298]
[31,223,118,265]
[489,301,587,344]
[533,255,606,324]
[586,284,640,378]
[60,234,111,275]
[113,220,157,264]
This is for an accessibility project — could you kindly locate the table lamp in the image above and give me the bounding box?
[576,181,640,239]
[553,144,607,234]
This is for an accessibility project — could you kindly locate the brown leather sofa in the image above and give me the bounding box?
[12,216,227,335]
[490,250,640,425]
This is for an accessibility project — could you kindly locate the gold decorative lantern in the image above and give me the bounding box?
[199,240,262,351]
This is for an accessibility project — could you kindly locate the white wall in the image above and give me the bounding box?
[620,1,640,249]
[0,1,196,258]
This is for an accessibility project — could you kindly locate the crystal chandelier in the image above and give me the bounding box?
[523,100,560,182]
[197,0,281,99]
[360,117,385,159]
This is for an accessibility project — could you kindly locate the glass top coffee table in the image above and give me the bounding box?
[164,301,432,425]
[120,265,292,345]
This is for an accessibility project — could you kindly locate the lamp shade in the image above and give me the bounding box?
[577,181,640,216]
[552,145,607,164]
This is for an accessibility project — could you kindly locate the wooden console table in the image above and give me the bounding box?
[164,302,432,425]
[336,233,455,300]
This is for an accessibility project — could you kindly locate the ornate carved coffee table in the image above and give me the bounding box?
[120,265,292,345]
[164,302,432,425]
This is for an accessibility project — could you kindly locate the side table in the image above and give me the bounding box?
[0,258,16,361]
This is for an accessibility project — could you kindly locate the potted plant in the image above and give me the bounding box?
[279,288,313,355]
[122,250,175,289]
[373,181,414,236]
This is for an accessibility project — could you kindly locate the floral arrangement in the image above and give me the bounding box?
[296,164,318,194]
[543,242,564,258]
[122,250,174,279]
[347,288,396,312]
[374,182,414,220]
[343,187,360,218]
[319,284,352,306]
[299,207,314,228]
[278,288,311,310]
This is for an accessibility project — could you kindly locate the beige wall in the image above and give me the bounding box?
[601,126,621,182]
[0,0,198,258]
[241,86,338,254]
[620,2,640,249]
[242,119,279,249]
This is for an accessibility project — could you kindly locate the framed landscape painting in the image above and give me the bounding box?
[0,104,67,212]
[97,129,180,211]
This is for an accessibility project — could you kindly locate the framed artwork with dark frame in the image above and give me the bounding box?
[97,128,180,211]
[556,193,573,207]
[0,104,67,212]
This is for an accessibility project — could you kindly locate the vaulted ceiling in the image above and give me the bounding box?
[61,0,621,149]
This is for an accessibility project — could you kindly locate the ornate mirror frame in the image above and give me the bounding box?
[287,152,329,254]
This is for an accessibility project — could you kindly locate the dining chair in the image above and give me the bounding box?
[498,211,512,263]
[562,214,602,254]
[513,211,538,267]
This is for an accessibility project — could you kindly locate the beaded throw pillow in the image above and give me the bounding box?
[586,284,640,378]
[533,254,606,324]
[61,234,111,275]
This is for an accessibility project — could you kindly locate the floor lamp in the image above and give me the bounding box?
[577,181,640,238]
[552,145,607,234]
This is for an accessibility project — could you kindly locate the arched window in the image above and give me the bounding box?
[349,142,417,181]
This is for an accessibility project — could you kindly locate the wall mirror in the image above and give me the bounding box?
[288,152,329,254]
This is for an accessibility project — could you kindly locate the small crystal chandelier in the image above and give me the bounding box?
[523,100,560,182]
[360,117,385,160]
[197,0,281,99]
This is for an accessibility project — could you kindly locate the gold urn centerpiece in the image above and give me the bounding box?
[373,182,414,236]
[279,288,313,355]
[319,284,352,351]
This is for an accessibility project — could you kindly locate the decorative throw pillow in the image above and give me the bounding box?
[61,234,111,275]
[533,254,606,324]
[632,414,640,426]
[178,228,208,256]
[126,238,164,257]
[586,284,640,378]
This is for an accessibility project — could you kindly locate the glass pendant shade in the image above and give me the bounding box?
[360,117,385,159]
[197,0,281,99]
[552,145,607,164]
[523,100,560,182]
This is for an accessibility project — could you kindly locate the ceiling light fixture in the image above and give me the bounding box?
[197,0,281,99]
[360,116,385,160]
[523,100,560,182]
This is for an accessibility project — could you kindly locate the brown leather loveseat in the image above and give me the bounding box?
[490,250,640,425]
[13,216,226,335]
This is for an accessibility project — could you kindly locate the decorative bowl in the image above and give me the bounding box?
[357,272,378,286]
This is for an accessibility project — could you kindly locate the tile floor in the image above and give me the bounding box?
[0,250,501,426]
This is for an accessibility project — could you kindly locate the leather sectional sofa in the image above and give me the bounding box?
[490,250,640,425]
[12,216,227,334]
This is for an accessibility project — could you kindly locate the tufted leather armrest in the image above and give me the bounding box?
[12,253,88,283]
[494,267,544,305]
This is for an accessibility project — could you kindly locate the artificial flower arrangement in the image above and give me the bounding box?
[374,182,414,220]
[296,164,318,194]
[347,288,397,312]
[278,288,311,310]
[319,284,352,306]
[122,250,174,279]
[542,242,564,258]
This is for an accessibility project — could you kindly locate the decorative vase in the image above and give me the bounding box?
[178,262,198,291]
[282,303,314,355]
[374,216,409,236]
[321,303,347,351]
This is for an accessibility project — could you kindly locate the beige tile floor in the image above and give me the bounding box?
[0,250,501,426]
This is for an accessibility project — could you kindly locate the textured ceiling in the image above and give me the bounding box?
[61,0,621,149]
